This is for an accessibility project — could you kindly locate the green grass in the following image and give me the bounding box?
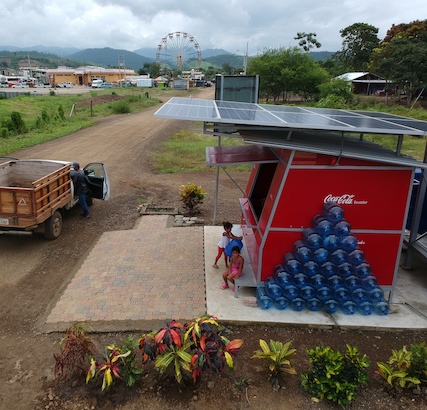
[150,129,251,173]
[0,87,199,156]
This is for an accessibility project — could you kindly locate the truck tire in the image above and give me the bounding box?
[44,210,63,240]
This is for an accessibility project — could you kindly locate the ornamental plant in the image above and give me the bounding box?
[252,339,297,391]
[407,342,427,385]
[301,344,369,408]
[179,183,205,216]
[375,346,421,390]
[139,315,243,384]
[86,344,131,391]
[54,322,97,382]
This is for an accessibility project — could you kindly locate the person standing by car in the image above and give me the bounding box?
[72,162,90,219]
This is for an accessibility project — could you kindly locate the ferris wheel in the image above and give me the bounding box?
[156,32,202,72]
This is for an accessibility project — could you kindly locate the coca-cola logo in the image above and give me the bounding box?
[324,194,368,205]
[324,194,355,204]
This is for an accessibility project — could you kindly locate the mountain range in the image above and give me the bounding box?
[0,45,334,71]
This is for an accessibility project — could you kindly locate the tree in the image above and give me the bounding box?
[334,23,380,71]
[294,32,321,52]
[369,20,427,106]
[139,62,160,79]
[247,47,329,102]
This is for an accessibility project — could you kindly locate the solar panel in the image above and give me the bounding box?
[154,97,427,137]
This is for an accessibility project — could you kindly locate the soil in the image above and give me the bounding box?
[1,87,427,410]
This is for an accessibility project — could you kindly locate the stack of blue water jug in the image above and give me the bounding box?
[256,201,390,316]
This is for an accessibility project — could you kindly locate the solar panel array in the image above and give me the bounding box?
[154,97,427,137]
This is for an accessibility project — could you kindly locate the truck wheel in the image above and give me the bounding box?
[44,210,63,240]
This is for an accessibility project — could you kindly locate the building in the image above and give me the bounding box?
[47,65,136,86]
[335,72,394,95]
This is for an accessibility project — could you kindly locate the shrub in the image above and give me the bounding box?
[10,111,29,133]
[111,100,131,114]
[252,339,296,391]
[49,90,56,96]
[376,346,421,390]
[139,315,243,384]
[301,344,369,408]
[0,127,9,138]
[54,323,97,382]
[408,342,427,385]
[179,183,205,216]
[86,344,131,391]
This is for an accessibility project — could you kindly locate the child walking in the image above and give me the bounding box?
[213,221,242,269]
[221,246,244,291]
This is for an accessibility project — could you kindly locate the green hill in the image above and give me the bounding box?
[68,47,153,71]
[0,50,84,70]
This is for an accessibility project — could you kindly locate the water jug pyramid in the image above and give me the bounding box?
[258,201,390,316]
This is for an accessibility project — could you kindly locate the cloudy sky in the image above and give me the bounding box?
[1,0,425,54]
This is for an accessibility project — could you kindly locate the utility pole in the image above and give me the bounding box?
[117,55,125,87]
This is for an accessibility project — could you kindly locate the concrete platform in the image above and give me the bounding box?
[205,225,427,330]
[42,216,427,333]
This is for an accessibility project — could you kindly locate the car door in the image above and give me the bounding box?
[83,162,110,200]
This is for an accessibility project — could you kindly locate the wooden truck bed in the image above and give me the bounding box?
[0,160,72,230]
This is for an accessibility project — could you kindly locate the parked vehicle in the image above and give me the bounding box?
[91,79,104,88]
[11,83,29,88]
[0,159,109,239]
[58,82,73,88]
[97,82,114,88]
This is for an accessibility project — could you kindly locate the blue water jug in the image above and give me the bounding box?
[368,287,384,303]
[352,288,368,304]
[321,261,338,277]
[293,240,313,263]
[334,287,351,304]
[358,301,374,315]
[290,297,306,311]
[323,299,339,314]
[355,262,372,279]
[293,272,310,288]
[256,287,273,309]
[312,214,334,236]
[334,220,351,237]
[302,228,322,249]
[361,275,379,290]
[338,262,355,278]
[331,249,348,265]
[323,233,341,251]
[311,274,327,289]
[322,201,344,223]
[340,234,359,252]
[303,260,320,277]
[348,249,365,266]
[345,275,360,290]
[275,272,294,288]
[283,284,300,300]
[300,285,316,300]
[317,286,333,301]
[313,248,329,264]
[225,239,243,257]
[373,300,390,315]
[274,296,290,310]
[273,264,287,276]
[306,298,323,312]
[264,276,283,300]
[282,252,302,275]
[340,300,357,315]
[328,274,344,290]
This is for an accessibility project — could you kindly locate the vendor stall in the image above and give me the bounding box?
[155,98,427,300]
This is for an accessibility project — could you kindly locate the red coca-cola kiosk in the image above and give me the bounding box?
[155,97,427,299]
[238,148,413,293]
